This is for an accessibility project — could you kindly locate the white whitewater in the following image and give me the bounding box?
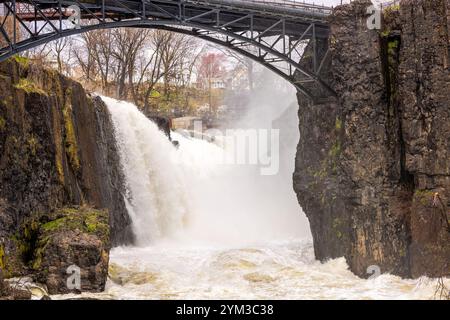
[59,95,446,300]
[102,95,307,246]
[101,96,187,245]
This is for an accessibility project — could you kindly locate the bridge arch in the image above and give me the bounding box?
[0,0,335,100]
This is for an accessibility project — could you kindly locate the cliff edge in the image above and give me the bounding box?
[0,58,132,292]
[294,0,450,278]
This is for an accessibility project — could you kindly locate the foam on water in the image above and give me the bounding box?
[53,240,446,300]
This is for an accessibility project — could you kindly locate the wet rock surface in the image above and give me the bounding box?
[0,58,132,291]
[0,269,32,300]
[294,0,450,278]
[146,113,172,139]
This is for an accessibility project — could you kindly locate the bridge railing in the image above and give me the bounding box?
[332,0,400,8]
[0,3,73,19]
[378,0,400,9]
[235,0,331,9]
[191,0,333,16]
[1,0,335,20]
[246,0,333,12]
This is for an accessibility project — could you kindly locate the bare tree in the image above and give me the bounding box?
[128,34,165,111]
[23,43,52,64]
[132,30,200,113]
[213,45,255,91]
[47,37,72,74]
[156,31,198,98]
[90,29,114,94]
[20,27,203,116]
[73,33,99,87]
[110,28,150,99]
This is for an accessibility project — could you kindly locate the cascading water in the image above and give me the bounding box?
[55,93,447,300]
[103,90,309,246]
[103,97,188,245]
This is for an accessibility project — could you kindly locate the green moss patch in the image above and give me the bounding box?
[413,189,435,206]
[329,140,341,158]
[62,91,80,172]
[0,244,5,271]
[28,134,39,156]
[41,207,108,240]
[30,207,109,271]
[335,117,342,130]
[41,218,66,233]
[56,157,64,184]
[31,236,50,270]
[0,116,5,130]
[383,4,400,16]
[12,55,30,68]
[380,30,390,37]
[14,78,47,96]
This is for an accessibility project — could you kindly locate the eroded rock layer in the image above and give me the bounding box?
[0,58,132,289]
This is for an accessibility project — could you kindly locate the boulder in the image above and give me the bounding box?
[31,206,110,294]
[0,269,32,300]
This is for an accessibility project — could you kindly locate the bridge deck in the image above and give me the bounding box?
[2,0,332,19]
[1,0,331,37]
[0,0,335,99]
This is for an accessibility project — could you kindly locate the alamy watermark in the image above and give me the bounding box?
[172,120,280,176]
[67,5,81,29]
[66,264,81,290]
[366,5,381,30]
[367,265,381,279]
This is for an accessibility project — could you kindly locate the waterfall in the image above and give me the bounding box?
[103,95,308,247]
[104,96,188,245]
[66,95,447,301]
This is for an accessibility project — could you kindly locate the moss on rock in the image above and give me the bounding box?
[0,116,5,130]
[413,189,435,206]
[0,56,130,284]
[12,55,30,68]
[335,117,342,130]
[28,206,110,294]
[0,244,5,271]
[62,90,80,173]
[14,78,47,96]
[37,206,109,243]
[329,140,341,158]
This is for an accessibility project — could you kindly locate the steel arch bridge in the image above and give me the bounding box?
[0,0,335,100]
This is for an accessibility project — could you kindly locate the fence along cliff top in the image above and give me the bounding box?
[0,0,335,100]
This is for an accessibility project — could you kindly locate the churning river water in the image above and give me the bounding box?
[54,95,447,300]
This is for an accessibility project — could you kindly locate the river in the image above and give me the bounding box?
[54,94,445,300]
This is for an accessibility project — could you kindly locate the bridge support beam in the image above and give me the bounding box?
[0,0,335,100]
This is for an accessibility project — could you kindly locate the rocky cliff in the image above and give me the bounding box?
[0,58,132,291]
[294,0,450,278]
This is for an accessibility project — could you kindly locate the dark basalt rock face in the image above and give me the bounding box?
[146,113,172,139]
[0,58,132,289]
[294,0,450,278]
